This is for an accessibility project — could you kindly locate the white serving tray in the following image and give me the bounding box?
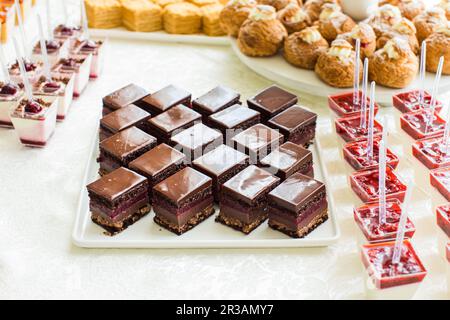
[89,28,229,46]
[230,38,450,105]
[72,133,340,249]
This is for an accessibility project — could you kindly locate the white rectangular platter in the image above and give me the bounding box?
[89,28,229,46]
[72,134,341,249]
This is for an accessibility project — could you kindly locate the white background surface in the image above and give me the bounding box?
[0,0,449,300]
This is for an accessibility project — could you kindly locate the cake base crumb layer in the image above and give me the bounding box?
[215,212,268,234]
[92,204,151,236]
[154,204,215,235]
[269,208,329,238]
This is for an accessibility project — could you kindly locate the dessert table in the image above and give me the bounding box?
[0,37,448,300]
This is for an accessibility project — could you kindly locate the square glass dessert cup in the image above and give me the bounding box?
[412,135,450,169]
[52,55,92,97]
[350,167,407,203]
[0,82,23,128]
[0,5,15,44]
[54,24,83,47]
[400,110,446,140]
[393,90,444,114]
[8,59,44,85]
[354,199,415,245]
[361,240,427,300]
[447,244,450,297]
[430,167,450,201]
[335,114,383,143]
[71,38,107,79]
[10,97,58,147]
[343,138,399,171]
[436,204,450,259]
[33,75,75,121]
[328,91,379,118]
[32,38,70,66]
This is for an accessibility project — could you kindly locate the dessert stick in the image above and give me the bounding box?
[367,81,376,160]
[425,56,444,134]
[45,0,53,40]
[80,0,90,39]
[13,38,32,102]
[353,39,361,107]
[0,41,10,83]
[37,15,51,80]
[62,0,68,25]
[392,181,412,264]
[443,105,450,155]
[360,58,369,129]
[14,0,29,59]
[418,41,426,107]
[378,122,387,226]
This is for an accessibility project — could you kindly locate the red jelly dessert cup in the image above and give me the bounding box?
[328,91,380,118]
[350,167,407,203]
[430,167,450,201]
[412,135,450,169]
[400,110,446,140]
[344,138,399,171]
[354,199,416,243]
[361,239,427,290]
[335,115,383,143]
[437,204,450,238]
[393,90,443,114]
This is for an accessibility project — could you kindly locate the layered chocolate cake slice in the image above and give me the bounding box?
[192,85,240,122]
[102,83,149,116]
[129,143,186,200]
[267,105,317,148]
[153,167,215,235]
[247,85,297,122]
[217,165,280,234]
[138,84,191,115]
[192,144,249,202]
[87,167,150,236]
[99,104,151,141]
[98,126,157,176]
[268,173,328,238]
[260,142,313,180]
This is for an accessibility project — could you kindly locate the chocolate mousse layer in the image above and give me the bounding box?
[102,83,149,115]
[138,84,191,115]
[192,85,240,122]
[247,85,297,122]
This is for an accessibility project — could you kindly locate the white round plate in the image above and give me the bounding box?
[230,38,450,105]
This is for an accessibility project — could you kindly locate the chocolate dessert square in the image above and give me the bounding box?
[217,165,280,234]
[142,104,201,144]
[153,167,215,235]
[98,126,157,176]
[192,85,240,121]
[208,104,260,142]
[268,105,317,147]
[268,173,328,238]
[129,143,186,200]
[87,167,150,236]
[260,142,313,180]
[231,123,284,163]
[170,123,223,162]
[99,104,151,141]
[193,144,249,202]
[138,84,191,115]
[247,85,298,121]
[102,83,149,115]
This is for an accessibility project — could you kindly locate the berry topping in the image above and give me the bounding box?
[46,40,61,51]
[24,101,43,114]
[0,83,18,95]
[62,58,76,67]
[60,25,74,35]
[82,40,97,50]
[43,81,61,93]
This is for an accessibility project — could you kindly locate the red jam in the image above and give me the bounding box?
[413,137,450,168]
[45,40,61,52]
[0,83,18,95]
[436,204,450,237]
[365,242,424,278]
[335,115,383,142]
[433,169,450,187]
[82,40,98,51]
[329,92,379,117]
[394,90,442,113]
[13,59,38,72]
[355,200,415,241]
[402,111,446,138]
[43,81,61,93]
[344,138,399,170]
[24,101,43,114]
[431,167,450,201]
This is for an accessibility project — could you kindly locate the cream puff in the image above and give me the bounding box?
[284,26,329,69]
[369,38,419,88]
[426,23,450,74]
[257,0,300,11]
[338,23,377,59]
[315,39,362,88]
[277,3,312,33]
[317,3,355,42]
[366,4,403,38]
[237,5,288,56]
[303,0,340,22]
[437,0,450,20]
[377,18,419,54]
[379,0,425,21]
[413,7,448,44]
[219,0,257,37]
